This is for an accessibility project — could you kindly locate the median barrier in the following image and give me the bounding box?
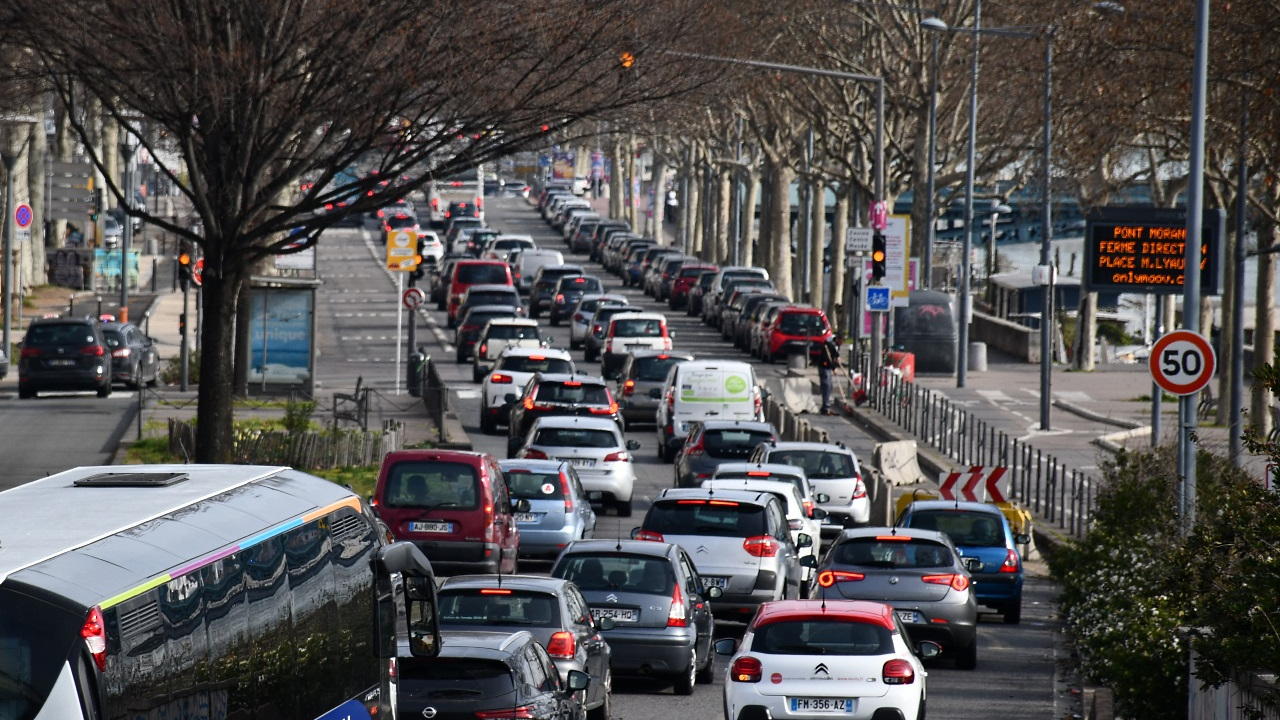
[873,440,927,486]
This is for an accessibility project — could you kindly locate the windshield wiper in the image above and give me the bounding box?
[416,502,457,519]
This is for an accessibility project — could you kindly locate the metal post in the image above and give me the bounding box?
[733,117,744,266]
[120,143,135,323]
[180,284,189,391]
[1,151,16,358]
[1229,75,1248,465]
[957,0,981,388]
[395,271,404,395]
[923,34,939,290]
[1039,33,1055,431]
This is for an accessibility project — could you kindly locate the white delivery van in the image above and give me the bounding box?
[654,360,764,462]
[514,249,564,293]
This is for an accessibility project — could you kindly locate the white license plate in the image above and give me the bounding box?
[515,513,542,523]
[789,698,854,713]
[560,458,596,468]
[626,343,650,351]
[701,576,729,590]
[47,359,76,367]
[591,607,638,623]
[409,521,452,534]
[895,610,919,624]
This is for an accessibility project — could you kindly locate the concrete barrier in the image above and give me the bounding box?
[971,310,1039,362]
[873,440,927,486]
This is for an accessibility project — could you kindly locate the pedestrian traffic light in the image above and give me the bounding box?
[871,233,886,280]
[178,252,192,290]
[620,51,635,69]
[179,312,186,335]
[408,236,426,283]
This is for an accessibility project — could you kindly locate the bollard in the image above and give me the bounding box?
[407,352,425,398]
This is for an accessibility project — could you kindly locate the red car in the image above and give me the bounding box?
[669,264,717,310]
[371,449,525,574]
[762,307,834,363]
[447,260,513,326]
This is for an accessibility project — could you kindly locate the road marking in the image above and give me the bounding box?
[1056,391,1093,404]
[332,312,398,318]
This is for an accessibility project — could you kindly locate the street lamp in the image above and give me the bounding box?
[923,31,939,291]
[986,202,1012,282]
[119,134,139,324]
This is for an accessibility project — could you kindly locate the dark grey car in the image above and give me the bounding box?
[101,321,160,389]
[673,420,779,488]
[17,316,112,398]
[612,350,693,426]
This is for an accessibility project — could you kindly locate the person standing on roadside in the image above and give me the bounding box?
[816,337,842,415]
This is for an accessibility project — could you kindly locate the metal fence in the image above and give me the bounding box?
[422,355,448,444]
[855,357,1098,538]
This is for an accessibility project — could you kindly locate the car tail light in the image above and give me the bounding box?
[324,202,334,210]
[622,379,636,396]
[575,313,585,322]
[922,574,970,592]
[743,535,779,558]
[475,707,536,719]
[852,473,867,500]
[480,588,512,595]
[730,656,762,683]
[82,345,105,357]
[522,449,549,460]
[565,380,582,387]
[589,400,619,415]
[556,293,565,304]
[816,570,865,587]
[431,197,439,210]
[20,347,40,358]
[999,548,1021,573]
[603,451,630,462]
[560,472,573,510]
[82,607,107,671]
[634,529,664,542]
[490,373,513,384]
[802,499,815,517]
[546,631,576,658]
[667,582,687,627]
[685,434,704,457]
[478,343,488,356]
[753,392,762,418]
[111,347,131,358]
[592,324,603,335]
[882,659,915,685]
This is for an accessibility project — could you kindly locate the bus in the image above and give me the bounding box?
[0,464,440,720]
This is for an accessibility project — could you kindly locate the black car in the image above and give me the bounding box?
[686,270,718,316]
[17,316,112,398]
[455,305,521,363]
[673,420,780,488]
[506,373,622,458]
[530,265,586,318]
[101,321,160,389]
[397,631,589,720]
[548,275,604,326]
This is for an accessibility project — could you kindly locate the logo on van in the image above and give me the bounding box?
[725,376,747,394]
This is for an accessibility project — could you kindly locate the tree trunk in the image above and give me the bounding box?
[1217,206,1238,425]
[195,261,246,462]
[609,141,624,220]
[102,120,119,205]
[830,188,849,327]
[651,143,668,245]
[741,168,759,267]
[1250,215,1277,438]
[757,163,771,273]
[687,150,701,255]
[628,135,640,230]
[795,177,808,299]
[1074,292,1096,370]
[716,165,731,264]
[27,111,47,287]
[52,102,70,249]
[767,160,794,300]
[811,177,825,311]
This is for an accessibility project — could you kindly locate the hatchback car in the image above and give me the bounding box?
[569,294,628,349]
[456,283,525,329]
[549,275,605,325]
[473,318,544,382]
[507,373,623,455]
[749,441,870,536]
[701,477,824,595]
[530,265,587,318]
[669,264,717,310]
[635,488,810,620]
[673,420,779,488]
[716,600,938,720]
[515,416,640,517]
[101,320,160,389]
[811,527,981,669]
[552,539,721,695]
[436,575,612,719]
[396,631,589,720]
[761,307,835,363]
[601,312,673,379]
[17,316,112,398]
[583,305,644,362]
[500,458,597,558]
[455,304,522,363]
[613,350,692,426]
[895,499,1031,623]
[481,349,575,434]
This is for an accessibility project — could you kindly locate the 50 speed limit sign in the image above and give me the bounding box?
[1149,329,1216,396]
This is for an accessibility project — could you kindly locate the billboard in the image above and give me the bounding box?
[249,288,314,386]
[1083,206,1225,295]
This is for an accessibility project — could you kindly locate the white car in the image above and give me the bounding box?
[700,477,823,592]
[568,293,628,349]
[480,348,574,434]
[516,415,640,517]
[483,234,537,262]
[416,230,444,262]
[472,318,543,382]
[716,600,938,720]
[748,441,871,537]
[601,312,672,377]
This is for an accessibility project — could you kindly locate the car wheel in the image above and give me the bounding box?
[127,367,142,391]
[673,650,696,696]
[615,498,632,518]
[146,366,159,387]
[955,636,978,670]
[695,648,716,685]
[1002,598,1023,625]
[455,351,466,364]
[480,407,496,435]
[17,386,33,399]
[917,698,926,720]
[571,338,581,349]
[97,383,112,399]
[587,671,612,720]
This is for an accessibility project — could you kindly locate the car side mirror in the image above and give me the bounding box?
[714,638,738,655]
[512,498,531,513]
[629,527,641,539]
[916,641,943,660]
[565,669,590,693]
[815,493,830,504]
[810,508,828,520]
[1014,533,1031,545]
[961,557,985,573]
[796,533,813,549]
[668,330,676,339]
[626,439,641,451]
[596,616,615,631]
[544,336,554,346]
[799,555,818,569]
[648,388,662,399]
[705,586,723,599]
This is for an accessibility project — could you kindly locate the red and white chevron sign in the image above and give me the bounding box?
[938,466,1009,504]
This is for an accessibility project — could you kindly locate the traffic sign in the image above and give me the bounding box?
[402,287,426,310]
[386,229,418,271]
[845,227,873,253]
[939,466,1009,504]
[1149,329,1215,396]
[192,257,204,287]
[865,285,890,312]
[14,203,32,229]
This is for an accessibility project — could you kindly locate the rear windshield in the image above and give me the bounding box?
[768,450,857,479]
[751,619,893,656]
[634,356,683,382]
[645,500,765,538]
[679,266,707,278]
[496,355,572,374]
[907,510,1006,547]
[779,313,829,335]
[102,329,125,348]
[438,590,561,628]
[385,215,417,230]
[468,291,518,306]
[532,428,618,448]
[462,311,514,330]
[612,318,662,337]
[504,469,565,499]
[714,473,805,497]
[495,239,528,249]
[457,264,509,284]
[555,554,674,594]
[703,428,775,459]
[485,324,539,341]
[533,382,610,405]
[398,658,513,695]
[829,537,954,568]
[24,323,97,347]
[382,461,481,510]
[559,277,602,293]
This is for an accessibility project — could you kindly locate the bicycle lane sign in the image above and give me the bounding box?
[1148,329,1215,396]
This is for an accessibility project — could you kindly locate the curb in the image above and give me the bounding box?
[1053,398,1144,430]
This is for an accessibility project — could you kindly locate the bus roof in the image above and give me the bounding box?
[0,464,362,609]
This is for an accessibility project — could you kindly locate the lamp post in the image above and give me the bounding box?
[923,33,939,290]
[986,202,1012,282]
[1,149,17,359]
[119,139,137,323]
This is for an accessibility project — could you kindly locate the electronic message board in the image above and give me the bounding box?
[1083,207,1224,295]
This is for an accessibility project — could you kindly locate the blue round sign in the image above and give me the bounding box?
[14,204,32,229]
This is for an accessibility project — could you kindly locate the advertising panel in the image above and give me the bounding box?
[249,288,314,386]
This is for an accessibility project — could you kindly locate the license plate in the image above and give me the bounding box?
[47,359,76,367]
[409,521,452,534]
[789,698,854,713]
[895,610,919,624]
[560,458,595,468]
[591,607,638,623]
[626,343,650,351]
[701,576,729,590]
[515,513,542,523]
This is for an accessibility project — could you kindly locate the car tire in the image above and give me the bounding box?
[673,650,696,696]
[955,636,978,670]
[1002,599,1023,625]
[472,367,484,383]
[550,316,560,326]
[571,338,581,350]
[695,649,716,685]
[587,671,612,720]
[97,383,112,399]
[18,386,33,399]
[146,367,159,387]
[480,407,496,435]
[615,498,632,518]
[455,351,466,364]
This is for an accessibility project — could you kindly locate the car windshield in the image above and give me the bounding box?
[486,324,539,340]
[497,356,572,374]
[645,500,766,538]
[779,313,829,335]
[469,291,518,306]
[438,590,560,628]
[382,461,480,510]
[612,318,662,337]
[703,429,775,459]
[829,537,954,568]
[504,469,566,499]
[24,323,96,348]
[556,554,675,594]
[533,428,619,448]
[457,264,508,284]
[385,215,417,230]
[397,658,513,695]
[769,450,856,479]
[533,383,610,405]
[908,510,1006,547]
[751,619,892,656]
[634,356,682,382]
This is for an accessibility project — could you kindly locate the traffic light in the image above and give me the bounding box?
[90,188,104,223]
[178,252,192,290]
[179,312,186,336]
[408,235,426,283]
[871,233,886,280]
[620,51,635,69]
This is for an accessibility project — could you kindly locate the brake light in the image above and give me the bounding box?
[431,197,439,210]
[623,379,635,396]
[876,535,911,542]
[81,345,105,357]
[747,470,770,477]
[667,582,688,627]
[546,631,576,658]
[802,499,815,517]
[818,570,865,587]
[882,659,916,685]
[20,347,40,358]
[480,588,512,595]
[490,373,513,384]
[475,707,536,719]
[592,324,603,335]
[479,343,487,356]
[82,607,107,671]
[603,451,630,462]
[634,529,664,542]
[853,473,867,500]
[111,348,131,358]
[590,400,619,415]
[922,574,970,592]
[524,396,535,410]
[556,294,565,303]
[561,472,573,510]
[522,448,548,460]
[743,535,779,558]
[730,656,762,683]
[685,433,705,457]
[484,503,494,533]
[564,380,582,387]
[999,548,1021,573]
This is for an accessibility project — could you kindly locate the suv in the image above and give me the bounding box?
[506,374,622,457]
[749,441,870,536]
[447,260,513,326]
[601,312,672,379]
[583,305,643,363]
[396,631,589,720]
[18,316,113,398]
[549,275,605,326]
[481,349,575,433]
[635,488,810,620]
[372,450,525,574]
[101,320,160,389]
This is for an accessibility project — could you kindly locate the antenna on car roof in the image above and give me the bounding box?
[616,537,623,552]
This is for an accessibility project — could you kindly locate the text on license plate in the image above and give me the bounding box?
[409,521,452,534]
[895,610,919,624]
[515,513,542,523]
[560,458,595,468]
[47,359,76,367]
[591,607,638,623]
[789,698,854,713]
[626,344,650,351]
[701,576,728,589]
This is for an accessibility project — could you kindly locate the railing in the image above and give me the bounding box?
[422,355,448,444]
[855,356,1097,538]
[168,418,403,469]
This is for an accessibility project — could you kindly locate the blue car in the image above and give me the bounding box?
[499,459,597,559]
[895,499,1031,624]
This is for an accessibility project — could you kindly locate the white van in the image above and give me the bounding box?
[514,248,564,293]
[654,360,764,462]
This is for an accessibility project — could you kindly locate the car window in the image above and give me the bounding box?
[751,619,892,656]
[24,323,97,347]
[779,313,828,335]
[703,429,776,459]
[612,318,661,337]
[438,589,561,627]
[486,324,540,340]
[565,588,593,628]
[532,428,618,449]
[560,277,602,293]
[634,356,682,382]
[497,356,572,374]
[829,537,954,568]
[532,645,559,693]
[504,469,566,500]
[556,553,675,594]
[768,449,856,479]
[490,459,510,515]
[646,500,766,538]
[569,470,587,504]
[523,645,552,693]
[908,510,1006,547]
[457,264,509,284]
[469,291,517,306]
[678,552,702,595]
[383,461,480,510]
[385,215,417,230]
[398,658,514,694]
[533,382,610,405]
[102,329,125,349]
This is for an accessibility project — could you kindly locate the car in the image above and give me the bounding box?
[382,211,420,235]
[530,264,587,318]
[516,249,567,294]
[760,306,834,363]
[612,350,692,426]
[567,217,602,252]
[715,600,939,720]
[810,526,981,669]
[463,227,502,257]
[672,419,779,488]
[416,229,445,262]
[455,304,521,363]
[895,499,1031,624]
[484,234,537,262]
[582,305,644,363]
[444,199,481,224]
[742,299,792,354]
[515,415,640,516]
[569,293,628,349]
[372,449,525,574]
[549,275,605,326]
[17,316,112,398]
[705,268,770,325]
[445,218,485,253]
[716,281,776,332]
[748,441,870,536]
[447,260,514,327]
[731,293,790,349]
[100,320,160,389]
[635,488,810,620]
[686,269,719,316]
[432,253,472,307]
[481,348,575,433]
[551,539,721,695]
[655,360,765,462]
[473,318,544,382]
[589,221,631,261]
[396,631,590,720]
[101,215,123,249]
[669,263,717,310]
[701,477,824,595]
[709,462,823,516]
[435,575,613,719]
[601,312,673,379]
[499,459,597,558]
[457,283,525,326]
[506,373,623,457]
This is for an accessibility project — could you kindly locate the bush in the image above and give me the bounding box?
[160,349,200,385]
[282,396,317,433]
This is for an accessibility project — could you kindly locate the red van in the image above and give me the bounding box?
[448,260,513,327]
[372,449,524,574]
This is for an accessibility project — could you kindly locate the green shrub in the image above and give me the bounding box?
[160,349,200,385]
[283,396,317,433]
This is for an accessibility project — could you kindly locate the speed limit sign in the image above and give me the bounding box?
[1149,330,1216,396]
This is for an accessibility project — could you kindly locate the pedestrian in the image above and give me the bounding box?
[816,337,842,415]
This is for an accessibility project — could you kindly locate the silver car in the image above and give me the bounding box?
[569,293,628,349]
[516,415,640,517]
[612,350,692,426]
[499,459,597,559]
[749,440,871,536]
